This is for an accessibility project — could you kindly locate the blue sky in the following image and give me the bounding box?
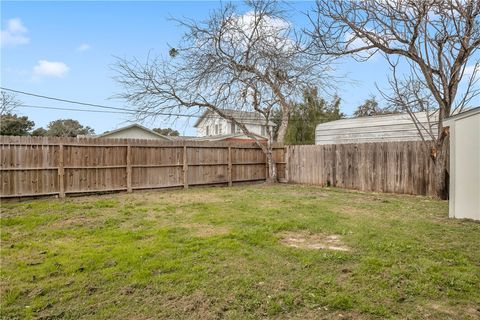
[2,1,477,136]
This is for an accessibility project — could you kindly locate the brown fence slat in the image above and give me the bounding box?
[0,136,285,198]
[286,141,443,197]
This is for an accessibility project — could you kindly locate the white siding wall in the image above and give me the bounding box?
[196,116,272,137]
[447,111,480,221]
[315,113,435,145]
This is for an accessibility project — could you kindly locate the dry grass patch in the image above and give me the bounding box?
[279,231,350,251]
[181,223,230,237]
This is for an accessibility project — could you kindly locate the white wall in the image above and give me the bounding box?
[448,111,480,220]
[196,117,273,137]
[100,127,167,140]
[316,112,435,145]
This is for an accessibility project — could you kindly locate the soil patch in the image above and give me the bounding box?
[279,231,350,251]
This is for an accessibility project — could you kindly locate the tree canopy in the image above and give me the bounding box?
[0,113,35,136]
[153,128,180,136]
[42,119,95,137]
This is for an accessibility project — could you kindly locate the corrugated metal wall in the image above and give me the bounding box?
[316,113,436,145]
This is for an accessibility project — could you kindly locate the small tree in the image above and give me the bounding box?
[353,96,395,117]
[308,0,480,198]
[153,128,180,136]
[114,1,334,182]
[31,127,48,136]
[0,113,35,136]
[46,119,94,137]
[1,91,21,115]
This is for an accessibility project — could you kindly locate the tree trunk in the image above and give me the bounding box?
[276,102,290,144]
[431,136,449,200]
[265,148,278,183]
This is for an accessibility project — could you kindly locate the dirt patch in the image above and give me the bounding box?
[279,231,350,251]
[182,223,230,237]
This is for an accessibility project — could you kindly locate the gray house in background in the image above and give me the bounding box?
[315,112,435,145]
[97,124,171,140]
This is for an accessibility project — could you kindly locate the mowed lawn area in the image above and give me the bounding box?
[1,185,479,319]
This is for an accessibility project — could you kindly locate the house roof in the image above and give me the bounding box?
[193,109,269,127]
[444,107,480,125]
[97,123,171,140]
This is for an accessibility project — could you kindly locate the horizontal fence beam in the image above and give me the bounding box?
[0,136,288,198]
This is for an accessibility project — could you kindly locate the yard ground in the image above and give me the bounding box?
[1,184,479,319]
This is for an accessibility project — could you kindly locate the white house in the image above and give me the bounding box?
[444,107,480,221]
[97,124,171,140]
[315,112,436,145]
[193,109,275,141]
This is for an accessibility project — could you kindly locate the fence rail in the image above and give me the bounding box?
[0,136,285,198]
[1,136,444,198]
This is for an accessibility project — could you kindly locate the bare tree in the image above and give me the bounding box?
[308,0,480,198]
[114,0,334,182]
[1,91,21,115]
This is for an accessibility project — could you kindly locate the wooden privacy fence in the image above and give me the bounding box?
[285,141,444,197]
[0,136,285,198]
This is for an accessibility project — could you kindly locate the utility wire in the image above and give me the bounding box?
[3,87,343,122]
[17,104,136,115]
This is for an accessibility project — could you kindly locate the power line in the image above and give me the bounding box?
[17,104,136,115]
[3,87,340,122]
[2,87,132,112]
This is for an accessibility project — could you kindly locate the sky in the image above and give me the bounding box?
[1,1,478,136]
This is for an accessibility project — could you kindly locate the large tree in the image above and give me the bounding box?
[0,113,35,136]
[45,119,95,137]
[114,0,334,182]
[275,88,344,144]
[309,0,480,198]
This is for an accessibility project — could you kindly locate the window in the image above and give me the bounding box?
[215,124,219,135]
[261,125,266,137]
[236,125,241,133]
[219,125,223,134]
[230,122,235,134]
[206,126,209,136]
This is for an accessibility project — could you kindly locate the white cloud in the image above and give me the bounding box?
[1,18,30,47]
[76,43,91,52]
[464,64,479,78]
[223,11,295,53]
[32,60,70,80]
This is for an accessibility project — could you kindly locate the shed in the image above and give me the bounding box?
[97,124,171,140]
[315,112,435,145]
[444,107,480,221]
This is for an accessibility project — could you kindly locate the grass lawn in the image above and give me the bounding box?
[1,184,479,319]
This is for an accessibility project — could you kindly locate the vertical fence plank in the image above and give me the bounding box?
[228,147,232,187]
[58,144,65,198]
[183,145,189,189]
[126,145,132,193]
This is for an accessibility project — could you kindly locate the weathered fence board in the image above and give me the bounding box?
[286,141,444,197]
[0,136,284,198]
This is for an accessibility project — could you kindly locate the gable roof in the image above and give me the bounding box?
[193,109,268,127]
[97,123,171,140]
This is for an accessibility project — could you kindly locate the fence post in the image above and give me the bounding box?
[285,146,289,183]
[183,145,188,189]
[228,147,232,187]
[126,145,132,193]
[58,144,65,198]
